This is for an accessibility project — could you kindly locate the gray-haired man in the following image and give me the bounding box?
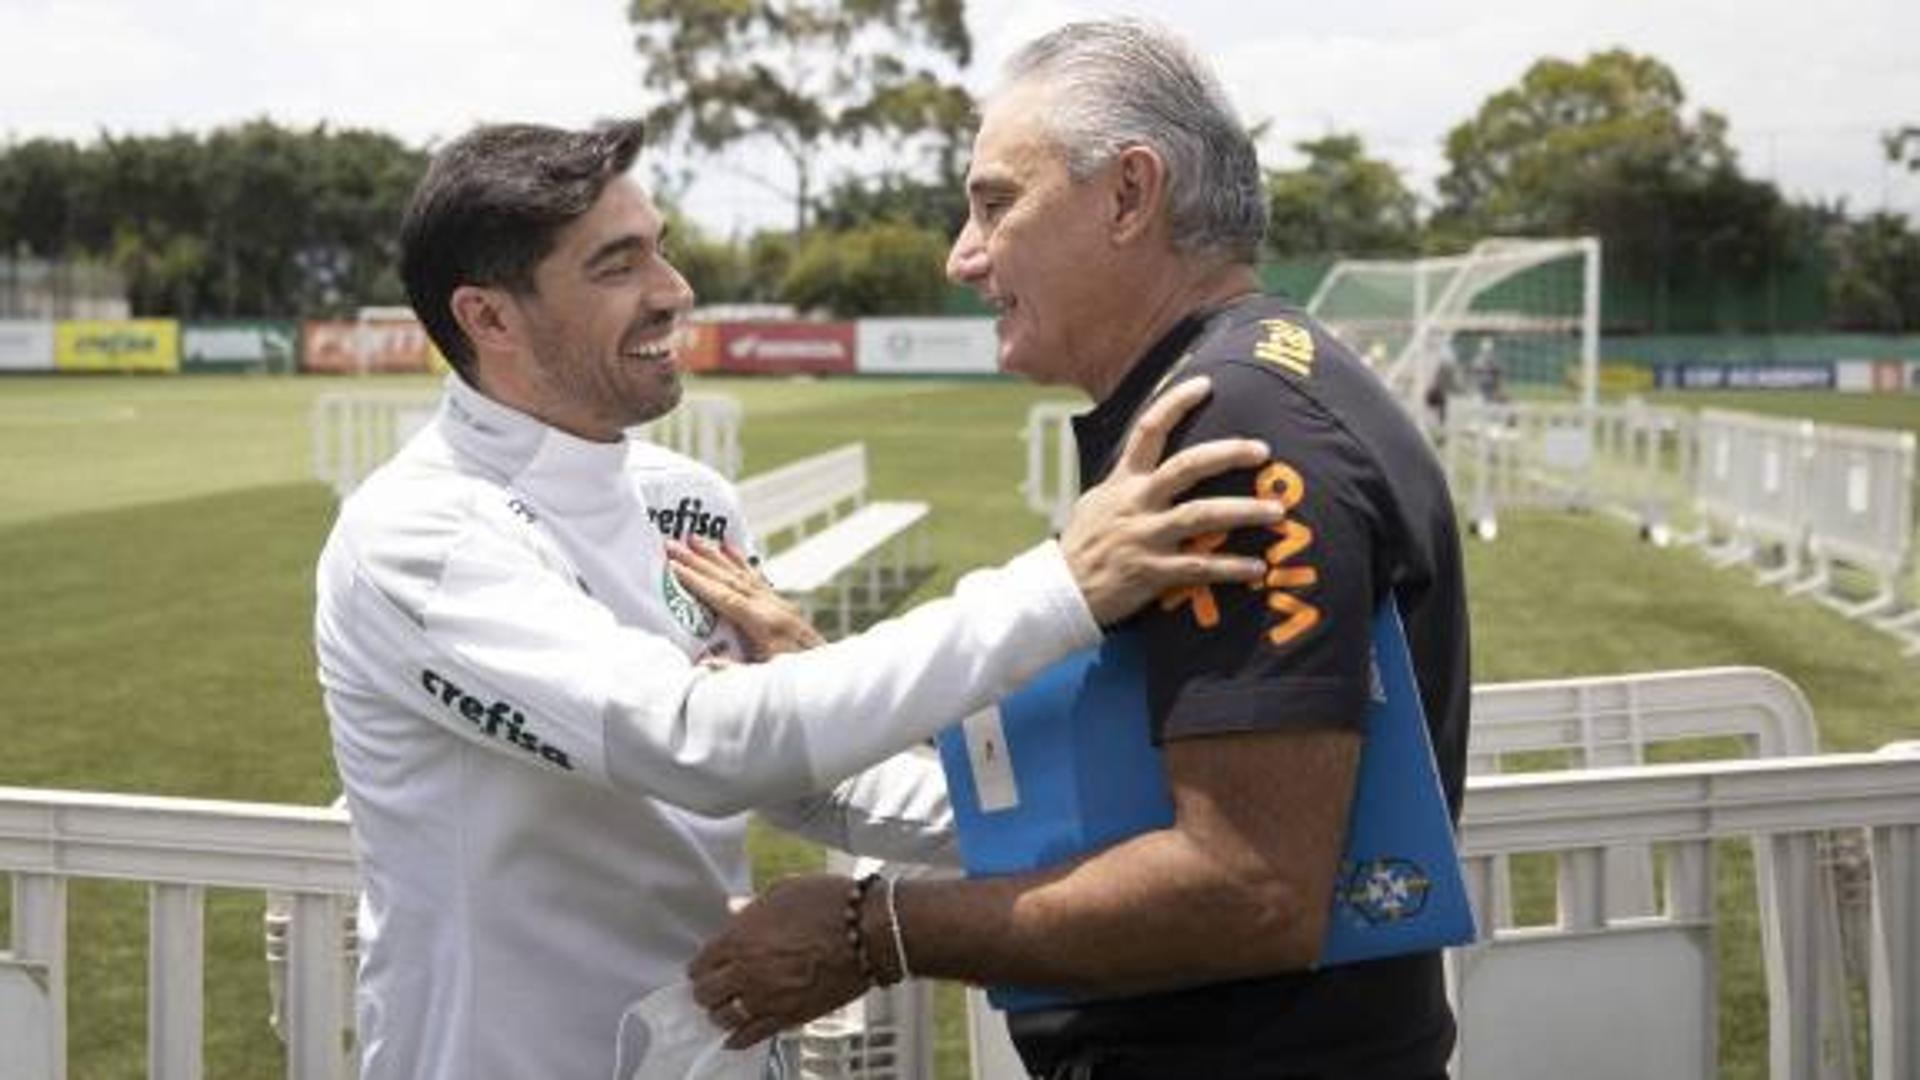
[691,19,1470,1079]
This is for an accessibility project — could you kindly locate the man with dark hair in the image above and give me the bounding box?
[313,119,1283,1079]
[690,19,1469,1078]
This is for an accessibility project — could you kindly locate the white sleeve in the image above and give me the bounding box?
[755,749,958,868]
[613,541,1100,814]
[325,499,1098,816]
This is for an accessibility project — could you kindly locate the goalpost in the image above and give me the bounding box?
[1305,237,1602,415]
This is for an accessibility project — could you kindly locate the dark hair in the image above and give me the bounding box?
[399,120,647,375]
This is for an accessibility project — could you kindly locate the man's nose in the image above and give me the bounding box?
[946,221,987,285]
[653,258,696,312]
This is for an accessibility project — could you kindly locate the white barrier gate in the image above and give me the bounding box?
[959,666,1866,1080]
[1444,401,1595,535]
[1458,667,1856,1080]
[1019,401,1079,534]
[1685,410,1919,642]
[0,790,358,1080]
[3,722,1917,1080]
[309,390,440,500]
[1795,422,1918,618]
[1690,409,1817,583]
[310,388,744,498]
[634,393,743,482]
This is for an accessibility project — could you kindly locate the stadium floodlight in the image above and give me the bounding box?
[1306,237,1601,418]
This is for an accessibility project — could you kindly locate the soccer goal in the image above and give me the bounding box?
[1305,237,1601,416]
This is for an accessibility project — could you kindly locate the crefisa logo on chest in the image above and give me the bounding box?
[647,496,729,543]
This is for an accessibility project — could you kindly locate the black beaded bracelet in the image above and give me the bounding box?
[844,873,885,988]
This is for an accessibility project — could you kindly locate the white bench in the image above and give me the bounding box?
[737,443,929,635]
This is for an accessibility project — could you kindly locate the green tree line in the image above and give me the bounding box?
[1265,51,1918,332]
[0,121,423,318]
[3,23,1914,330]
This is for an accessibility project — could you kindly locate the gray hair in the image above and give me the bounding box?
[999,19,1267,263]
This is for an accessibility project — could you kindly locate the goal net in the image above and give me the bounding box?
[1305,237,1600,417]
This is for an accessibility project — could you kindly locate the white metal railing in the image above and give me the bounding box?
[5,735,1915,1080]
[308,389,440,499]
[634,392,743,481]
[1469,665,1822,927]
[961,747,1920,1080]
[1691,408,1818,582]
[1457,744,1920,1080]
[1018,401,1079,535]
[0,788,356,1080]
[1686,409,1919,646]
[309,388,744,499]
[1796,421,1917,617]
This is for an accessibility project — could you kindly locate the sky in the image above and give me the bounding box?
[3,0,1916,235]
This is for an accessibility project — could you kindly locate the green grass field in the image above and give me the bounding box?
[2,373,1918,1078]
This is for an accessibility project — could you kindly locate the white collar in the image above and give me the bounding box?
[438,374,631,515]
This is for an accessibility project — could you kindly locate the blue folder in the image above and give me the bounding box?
[935,600,1475,1011]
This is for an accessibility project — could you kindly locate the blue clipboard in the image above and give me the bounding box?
[935,600,1475,1011]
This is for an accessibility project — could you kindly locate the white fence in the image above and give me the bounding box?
[0,789,357,1080]
[1019,393,1920,642]
[308,389,441,499]
[6,675,1917,1080]
[1389,400,1918,647]
[954,745,1920,1080]
[1687,409,1917,640]
[1691,409,1821,583]
[309,388,743,498]
[960,665,1860,1079]
[1018,401,1079,534]
[1457,743,1920,1080]
[1794,421,1917,616]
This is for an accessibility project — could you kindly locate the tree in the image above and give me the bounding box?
[1264,134,1419,257]
[0,138,96,258]
[812,171,967,236]
[0,122,424,317]
[628,0,974,236]
[1436,49,1801,331]
[1886,127,1920,172]
[780,221,948,316]
[1828,211,1920,331]
[1437,49,1735,232]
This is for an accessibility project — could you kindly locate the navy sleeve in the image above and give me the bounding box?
[1139,352,1382,743]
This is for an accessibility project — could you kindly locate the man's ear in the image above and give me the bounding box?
[1110,144,1170,247]
[449,285,521,358]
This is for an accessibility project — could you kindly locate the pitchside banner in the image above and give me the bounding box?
[302,319,444,374]
[1653,362,1835,391]
[183,320,299,373]
[55,320,180,373]
[715,321,855,375]
[0,320,55,371]
[676,321,722,372]
[856,318,999,375]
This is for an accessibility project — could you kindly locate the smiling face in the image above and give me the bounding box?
[945,82,1143,393]
[502,174,694,440]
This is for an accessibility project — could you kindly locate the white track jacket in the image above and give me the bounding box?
[314,376,1100,1080]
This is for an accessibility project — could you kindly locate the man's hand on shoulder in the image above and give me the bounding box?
[1063,376,1279,625]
